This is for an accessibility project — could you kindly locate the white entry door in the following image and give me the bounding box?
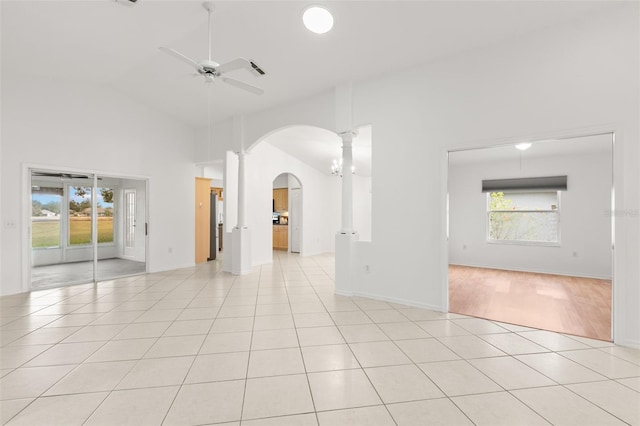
[290,188,301,253]
[123,189,137,259]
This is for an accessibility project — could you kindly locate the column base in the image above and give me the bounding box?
[231,227,252,275]
[335,232,359,295]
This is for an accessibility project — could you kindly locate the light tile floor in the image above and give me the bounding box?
[1,252,639,425]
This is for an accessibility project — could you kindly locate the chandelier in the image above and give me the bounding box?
[331,158,355,177]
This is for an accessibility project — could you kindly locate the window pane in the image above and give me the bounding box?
[489,211,559,242]
[98,187,114,244]
[489,191,558,211]
[69,186,92,245]
[32,188,62,248]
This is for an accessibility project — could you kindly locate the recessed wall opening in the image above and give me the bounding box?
[29,168,148,289]
[447,133,614,341]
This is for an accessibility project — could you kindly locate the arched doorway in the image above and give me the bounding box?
[272,173,302,253]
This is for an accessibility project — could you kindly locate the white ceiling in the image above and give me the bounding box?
[1,0,618,129]
[448,133,613,166]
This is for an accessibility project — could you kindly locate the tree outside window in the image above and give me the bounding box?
[488,191,559,243]
[68,186,115,245]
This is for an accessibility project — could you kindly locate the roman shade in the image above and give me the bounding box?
[482,176,567,192]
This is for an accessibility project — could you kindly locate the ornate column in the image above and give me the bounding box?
[236,150,247,229]
[232,150,251,275]
[335,130,359,296]
[340,131,355,234]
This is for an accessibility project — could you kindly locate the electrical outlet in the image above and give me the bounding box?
[4,220,16,229]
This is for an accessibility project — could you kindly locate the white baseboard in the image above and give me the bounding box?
[449,263,612,281]
[348,290,445,313]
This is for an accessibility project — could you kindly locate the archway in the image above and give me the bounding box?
[222,123,371,274]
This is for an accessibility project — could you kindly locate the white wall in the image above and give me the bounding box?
[204,5,639,345]
[349,5,639,346]
[1,77,197,296]
[449,149,612,279]
[353,175,372,242]
[273,174,288,189]
[288,174,301,190]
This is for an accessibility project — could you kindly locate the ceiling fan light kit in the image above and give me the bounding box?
[159,1,266,95]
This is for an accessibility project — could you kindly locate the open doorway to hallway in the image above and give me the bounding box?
[196,162,225,262]
[447,134,613,341]
[29,168,147,289]
[272,173,302,253]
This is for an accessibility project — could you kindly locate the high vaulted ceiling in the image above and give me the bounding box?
[1,0,617,129]
[448,134,613,166]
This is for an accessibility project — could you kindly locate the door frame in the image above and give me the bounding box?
[289,187,302,253]
[443,126,618,342]
[122,188,137,260]
[22,163,150,292]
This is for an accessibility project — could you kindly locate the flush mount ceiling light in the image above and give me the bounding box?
[303,5,334,34]
[515,143,532,151]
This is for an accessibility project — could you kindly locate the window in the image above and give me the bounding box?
[68,186,92,245]
[98,187,115,244]
[68,186,115,245]
[487,191,560,244]
[31,187,62,248]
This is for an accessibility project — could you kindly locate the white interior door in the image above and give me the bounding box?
[290,188,301,253]
[123,189,137,259]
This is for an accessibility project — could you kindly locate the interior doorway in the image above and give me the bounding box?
[447,133,614,341]
[29,168,147,289]
[272,173,302,253]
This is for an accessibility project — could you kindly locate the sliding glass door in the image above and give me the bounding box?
[30,169,147,289]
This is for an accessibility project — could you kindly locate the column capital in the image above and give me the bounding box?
[338,130,358,143]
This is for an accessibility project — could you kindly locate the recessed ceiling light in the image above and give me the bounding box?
[303,6,334,34]
[515,143,532,151]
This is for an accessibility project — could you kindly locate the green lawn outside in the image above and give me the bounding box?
[31,221,60,248]
[32,217,114,247]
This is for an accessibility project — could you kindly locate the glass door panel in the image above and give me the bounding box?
[30,170,147,289]
[124,189,136,257]
[96,176,146,282]
[30,172,95,289]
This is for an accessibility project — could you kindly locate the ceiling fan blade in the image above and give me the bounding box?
[159,47,202,71]
[220,76,264,95]
[216,58,266,76]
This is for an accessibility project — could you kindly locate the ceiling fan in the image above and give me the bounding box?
[160,2,265,95]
